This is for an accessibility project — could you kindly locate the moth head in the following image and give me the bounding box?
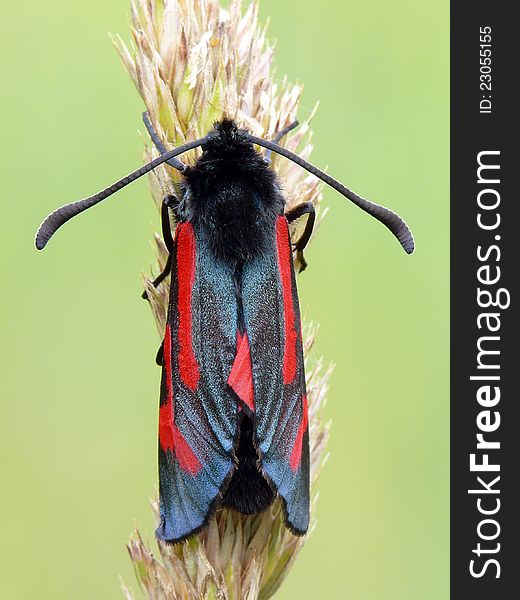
[200,119,256,160]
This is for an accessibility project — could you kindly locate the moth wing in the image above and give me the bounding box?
[157,222,238,543]
[242,216,310,534]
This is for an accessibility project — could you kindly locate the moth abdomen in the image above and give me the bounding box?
[221,415,276,515]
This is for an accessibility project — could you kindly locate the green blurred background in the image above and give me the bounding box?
[1,0,448,598]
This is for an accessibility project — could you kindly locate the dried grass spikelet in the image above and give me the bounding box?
[113,1,332,598]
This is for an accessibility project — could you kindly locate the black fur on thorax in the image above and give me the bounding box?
[178,119,285,263]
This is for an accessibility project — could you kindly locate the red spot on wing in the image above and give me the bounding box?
[176,223,200,391]
[171,428,202,475]
[276,217,298,384]
[228,332,255,412]
[159,325,175,450]
[159,324,202,476]
[289,395,309,471]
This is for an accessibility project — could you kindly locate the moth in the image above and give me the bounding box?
[36,115,414,543]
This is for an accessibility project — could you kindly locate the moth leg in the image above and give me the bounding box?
[155,341,164,366]
[264,120,300,164]
[142,111,186,172]
[142,255,173,300]
[160,196,176,254]
[142,197,176,300]
[286,202,316,272]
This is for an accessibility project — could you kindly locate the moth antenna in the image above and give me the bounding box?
[249,135,415,254]
[35,137,207,250]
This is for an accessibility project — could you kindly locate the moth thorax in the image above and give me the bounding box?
[201,180,274,262]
